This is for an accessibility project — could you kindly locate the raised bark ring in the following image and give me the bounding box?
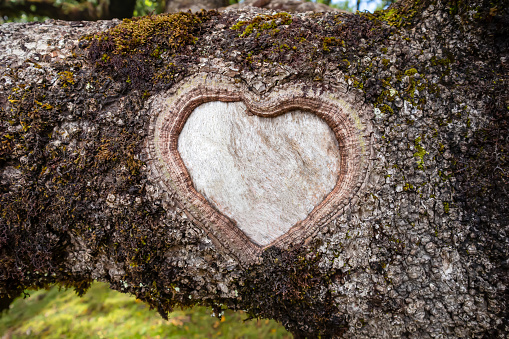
[146,74,373,264]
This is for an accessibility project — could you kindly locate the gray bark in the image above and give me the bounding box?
[165,0,344,14]
[166,0,229,13]
[227,0,344,13]
[0,2,508,337]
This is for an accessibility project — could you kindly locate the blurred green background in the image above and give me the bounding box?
[0,282,291,338]
[0,0,392,23]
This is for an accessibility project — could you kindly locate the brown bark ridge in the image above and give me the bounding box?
[0,1,508,337]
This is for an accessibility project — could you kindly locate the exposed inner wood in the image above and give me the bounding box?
[177,101,341,246]
[147,77,371,263]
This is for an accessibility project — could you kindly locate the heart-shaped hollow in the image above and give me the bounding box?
[147,76,371,263]
[178,101,341,246]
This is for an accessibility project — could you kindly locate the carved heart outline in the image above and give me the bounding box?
[147,74,373,264]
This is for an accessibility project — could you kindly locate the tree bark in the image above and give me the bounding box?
[0,2,508,337]
[226,0,344,13]
[165,0,229,13]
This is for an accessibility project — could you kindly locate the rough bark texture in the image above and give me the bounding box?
[166,0,229,13]
[0,1,508,337]
[227,0,344,13]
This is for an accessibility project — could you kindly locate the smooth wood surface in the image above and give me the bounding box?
[178,101,341,245]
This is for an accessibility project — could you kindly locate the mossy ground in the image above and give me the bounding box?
[0,282,290,338]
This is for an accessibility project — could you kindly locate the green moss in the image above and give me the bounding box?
[379,8,401,26]
[430,54,454,67]
[322,37,345,52]
[414,136,428,169]
[230,13,292,38]
[58,71,75,88]
[98,13,204,55]
[362,0,422,28]
[374,5,419,28]
[405,68,418,76]
[87,11,212,88]
[378,103,394,115]
[443,202,450,213]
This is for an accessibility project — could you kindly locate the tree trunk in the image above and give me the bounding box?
[0,2,508,337]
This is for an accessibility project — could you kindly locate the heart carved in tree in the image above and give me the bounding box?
[178,101,341,246]
[147,75,371,263]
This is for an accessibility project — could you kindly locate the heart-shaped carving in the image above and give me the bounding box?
[177,101,341,246]
[147,74,372,263]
